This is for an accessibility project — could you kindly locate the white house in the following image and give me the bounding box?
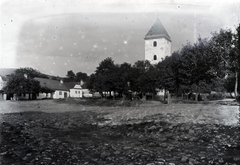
[0,76,6,100]
[70,84,82,98]
[156,88,166,96]
[64,82,83,98]
[0,76,5,91]
[81,83,94,97]
[34,77,70,99]
[144,18,172,64]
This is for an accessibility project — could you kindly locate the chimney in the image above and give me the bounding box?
[80,80,84,86]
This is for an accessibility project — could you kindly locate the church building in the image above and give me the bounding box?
[144,19,172,64]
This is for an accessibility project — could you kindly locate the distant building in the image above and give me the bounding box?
[64,82,83,98]
[81,83,94,97]
[0,76,6,91]
[34,77,70,99]
[144,19,172,64]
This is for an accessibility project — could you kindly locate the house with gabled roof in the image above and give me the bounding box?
[34,77,70,99]
[64,82,83,98]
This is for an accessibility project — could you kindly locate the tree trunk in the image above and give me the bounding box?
[167,92,171,104]
[234,71,238,98]
[164,88,166,101]
[195,93,198,101]
[142,93,146,101]
[195,85,199,101]
[113,91,115,100]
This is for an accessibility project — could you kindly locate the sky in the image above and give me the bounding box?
[0,0,240,77]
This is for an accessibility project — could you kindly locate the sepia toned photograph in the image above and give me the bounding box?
[0,0,240,164]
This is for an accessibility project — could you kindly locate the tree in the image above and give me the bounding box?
[224,74,240,97]
[236,24,240,101]
[179,38,216,100]
[210,78,226,93]
[156,52,185,97]
[86,74,104,97]
[132,60,157,100]
[75,72,88,82]
[66,70,76,82]
[93,57,119,99]
[211,25,240,99]
[118,63,133,96]
[3,71,41,100]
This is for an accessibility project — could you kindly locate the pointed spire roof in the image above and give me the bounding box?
[144,19,171,42]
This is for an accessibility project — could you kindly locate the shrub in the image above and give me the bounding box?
[206,93,224,100]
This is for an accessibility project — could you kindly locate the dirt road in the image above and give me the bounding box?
[0,100,239,126]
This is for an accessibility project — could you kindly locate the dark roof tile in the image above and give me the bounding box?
[34,77,69,91]
[64,82,80,89]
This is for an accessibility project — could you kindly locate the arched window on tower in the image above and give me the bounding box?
[153,41,157,47]
[153,55,157,60]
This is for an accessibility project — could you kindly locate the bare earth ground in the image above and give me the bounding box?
[0,99,240,165]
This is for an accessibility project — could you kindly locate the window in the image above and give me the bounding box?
[75,91,77,94]
[78,91,80,94]
[153,41,157,47]
[59,91,62,95]
[153,55,157,60]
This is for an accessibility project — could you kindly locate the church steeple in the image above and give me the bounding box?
[144,19,172,64]
[144,18,171,42]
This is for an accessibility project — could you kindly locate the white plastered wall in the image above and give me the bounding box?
[145,38,171,64]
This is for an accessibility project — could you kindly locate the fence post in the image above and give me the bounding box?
[167,92,171,104]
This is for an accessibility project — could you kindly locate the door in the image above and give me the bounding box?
[64,92,68,98]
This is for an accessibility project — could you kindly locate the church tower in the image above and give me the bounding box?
[144,19,171,64]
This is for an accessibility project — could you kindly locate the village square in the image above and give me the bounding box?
[0,1,240,165]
